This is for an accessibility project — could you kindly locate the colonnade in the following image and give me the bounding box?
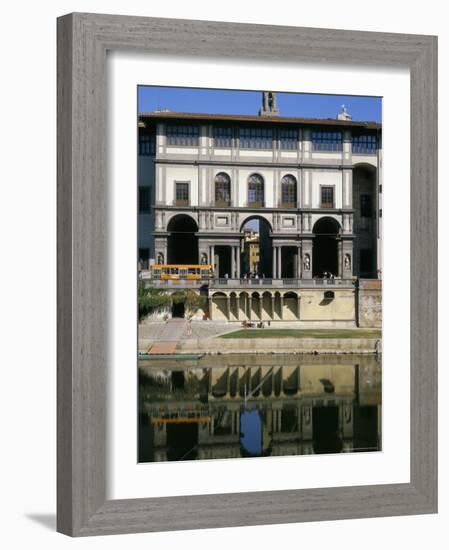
[207,244,241,279]
[209,291,300,321]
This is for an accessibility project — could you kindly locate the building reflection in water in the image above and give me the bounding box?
[138,354,381,462]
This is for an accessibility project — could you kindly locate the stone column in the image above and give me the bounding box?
[296,244,302,279]
[231,246,236,279]
[279,294,284,320]
[272,246,277,279]
[271,295,276,320]
[277,246,282,279]
[248,296,252,320]
[337,240,343,278]
[236,245,241,279]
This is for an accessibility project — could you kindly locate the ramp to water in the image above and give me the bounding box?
[147,318,187,354]
[148,342,178,354]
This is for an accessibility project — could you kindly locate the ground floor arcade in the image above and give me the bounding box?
[209,288,356,323]
[153,212,362,280]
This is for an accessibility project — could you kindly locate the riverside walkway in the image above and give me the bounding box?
[140,320,381,355]
[140,320,234,353]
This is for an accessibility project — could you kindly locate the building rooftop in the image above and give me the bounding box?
[138,110,381,130]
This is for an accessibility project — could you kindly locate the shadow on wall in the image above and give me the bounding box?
[319,290,335,306]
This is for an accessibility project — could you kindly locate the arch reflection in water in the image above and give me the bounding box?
[138,353,381,462]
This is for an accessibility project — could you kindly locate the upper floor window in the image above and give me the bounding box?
[320,186,334,208]
[166,125,199,146]
[139,187,151,213]
[248,173,264,207]
[312,131,343,152]
[175,182,190,206]
[281,174,297,208]
[360,194,372,217]
[353,134,378,154]
[215,172,231,207]
[279,128,298,150]
[240,127,273,149]
[213,126,233,148]
[139,133,155,155]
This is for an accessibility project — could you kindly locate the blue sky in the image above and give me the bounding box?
[240,409,262,456]
[138,86,381,122]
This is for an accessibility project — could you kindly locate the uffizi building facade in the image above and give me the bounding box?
[138,92,382,327]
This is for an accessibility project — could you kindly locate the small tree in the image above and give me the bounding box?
[138,282,170,320]
[183,289,207,316]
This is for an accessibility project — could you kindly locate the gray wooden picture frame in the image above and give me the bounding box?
[57,12,438,537]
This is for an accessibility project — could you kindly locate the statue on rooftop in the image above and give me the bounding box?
[259,91,280,116]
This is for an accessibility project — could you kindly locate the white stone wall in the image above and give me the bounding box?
[156,163,353,210]
[164,165,198,206]
[311,171,343,209]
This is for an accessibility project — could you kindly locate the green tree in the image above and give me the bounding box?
[138,283,207,320]
[138,283,171,320]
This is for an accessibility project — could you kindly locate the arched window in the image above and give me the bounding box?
[281,174,297,208]
[248,174,264,207]
[214,172,231,207]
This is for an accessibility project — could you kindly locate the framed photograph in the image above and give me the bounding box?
[57,13,437,536]
[136,86,383,465]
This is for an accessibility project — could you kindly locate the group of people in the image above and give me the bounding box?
[241,320,270,329]
[222,272,265,280]
[316,271,335,280]
[242,271,265,279]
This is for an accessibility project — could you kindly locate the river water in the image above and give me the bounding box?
[138,353,381,462]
